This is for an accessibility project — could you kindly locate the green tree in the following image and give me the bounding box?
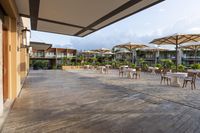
[61,57,67,65]
[91,57,97,64]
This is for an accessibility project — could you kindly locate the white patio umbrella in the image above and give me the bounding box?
[180,42,200,63]
[141,46,168,64]
[103,51,114,55]
[114,42,148,64]
[150,34,200,71]
[92,48,111,53]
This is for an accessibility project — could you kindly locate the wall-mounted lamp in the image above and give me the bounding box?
[28,46,33,55]
[22,27,31,47]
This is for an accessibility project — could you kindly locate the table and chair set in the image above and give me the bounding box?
[84,64,199,90]
[83,65,111,74]
[95,65,111,74]
[159,69,199,90]
[119,66,141,79]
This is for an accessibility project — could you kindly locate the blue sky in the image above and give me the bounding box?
[31,0,200,50]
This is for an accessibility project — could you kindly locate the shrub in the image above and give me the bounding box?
[52,65,57,69]
[96,62,101,66]
[160,59,174,69]
[178,64,185,72]
[57,64,62,69]
[33,60,48,70]
[191,63,200,69]
[171,65,176,72]
[61,57,67,65]
[155,63,162,69]
[130,63,136,68]
[138,58,145,66]
[141,63,148,71]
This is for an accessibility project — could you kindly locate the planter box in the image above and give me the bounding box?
[62,66,82,70]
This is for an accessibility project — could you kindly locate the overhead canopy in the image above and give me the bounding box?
[81,50,99,54]
[150,34,200,71]
[16,0,164,37]
[180,42,200,50]
[150,34,200,45]
[114,42,148,51]
[92,48,111,53]
[103,51,114,55]
[30,42,52,50]
[140,46,168,51]
[180,42,200,63]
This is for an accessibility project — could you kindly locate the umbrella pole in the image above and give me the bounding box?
[155,50,158,65]
[194,48,197,64]
[175,36,179,72]
[176,44,178,72]
[132,50,134,63]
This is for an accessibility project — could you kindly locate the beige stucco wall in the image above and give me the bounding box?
[0,0,30,115]
[0,18,3,115]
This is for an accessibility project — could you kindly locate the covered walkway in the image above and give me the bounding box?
[2,70,200,133]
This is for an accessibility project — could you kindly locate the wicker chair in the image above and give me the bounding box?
[119,67,124,77]
[160,69,171,85]
[197,72,200,79]
[133,67,141,79]
[155,68,162,75]
[105,65,111,74]
[182,72,197,90]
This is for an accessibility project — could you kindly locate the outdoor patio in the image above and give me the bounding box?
[1,70,200,133]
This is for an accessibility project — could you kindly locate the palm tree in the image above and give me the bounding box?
[78,55,84,65]
[91,57,97,64]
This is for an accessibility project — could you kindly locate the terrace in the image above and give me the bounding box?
[1,0,200,133]
[1,69,200,132]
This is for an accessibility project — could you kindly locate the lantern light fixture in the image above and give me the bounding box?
[22,27,31,47]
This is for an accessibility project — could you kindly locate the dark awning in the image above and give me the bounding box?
[16,0,164,37]
[30,42,52,50]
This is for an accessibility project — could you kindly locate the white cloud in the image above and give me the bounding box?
[188,27,200,33]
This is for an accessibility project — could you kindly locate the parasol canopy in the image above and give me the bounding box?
[180,42,200,63]
[150,34,200,45]
[114,42,148,63]
[92,48,111,53]
[114,42,148,50]
[140,45,168,51]
[150,34,200,71]
[103,51,115,55]
[140,45,168,64]
[180,42,200,50]
[82,50,99,54]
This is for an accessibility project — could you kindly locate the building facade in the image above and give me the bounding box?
[79,48,200,66]
[114,49,199,66]
[0,1,30,115]
[30,42,77,69]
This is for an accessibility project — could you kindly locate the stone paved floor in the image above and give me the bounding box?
[1,70,200,133]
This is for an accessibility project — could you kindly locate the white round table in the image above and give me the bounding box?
[187,69,200,74]
[125,68,136,78]
[148,67,159,74]
[84,65,91,69]
[98,66,106,74]
[166,72,188,87]
[105,65,111,73]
